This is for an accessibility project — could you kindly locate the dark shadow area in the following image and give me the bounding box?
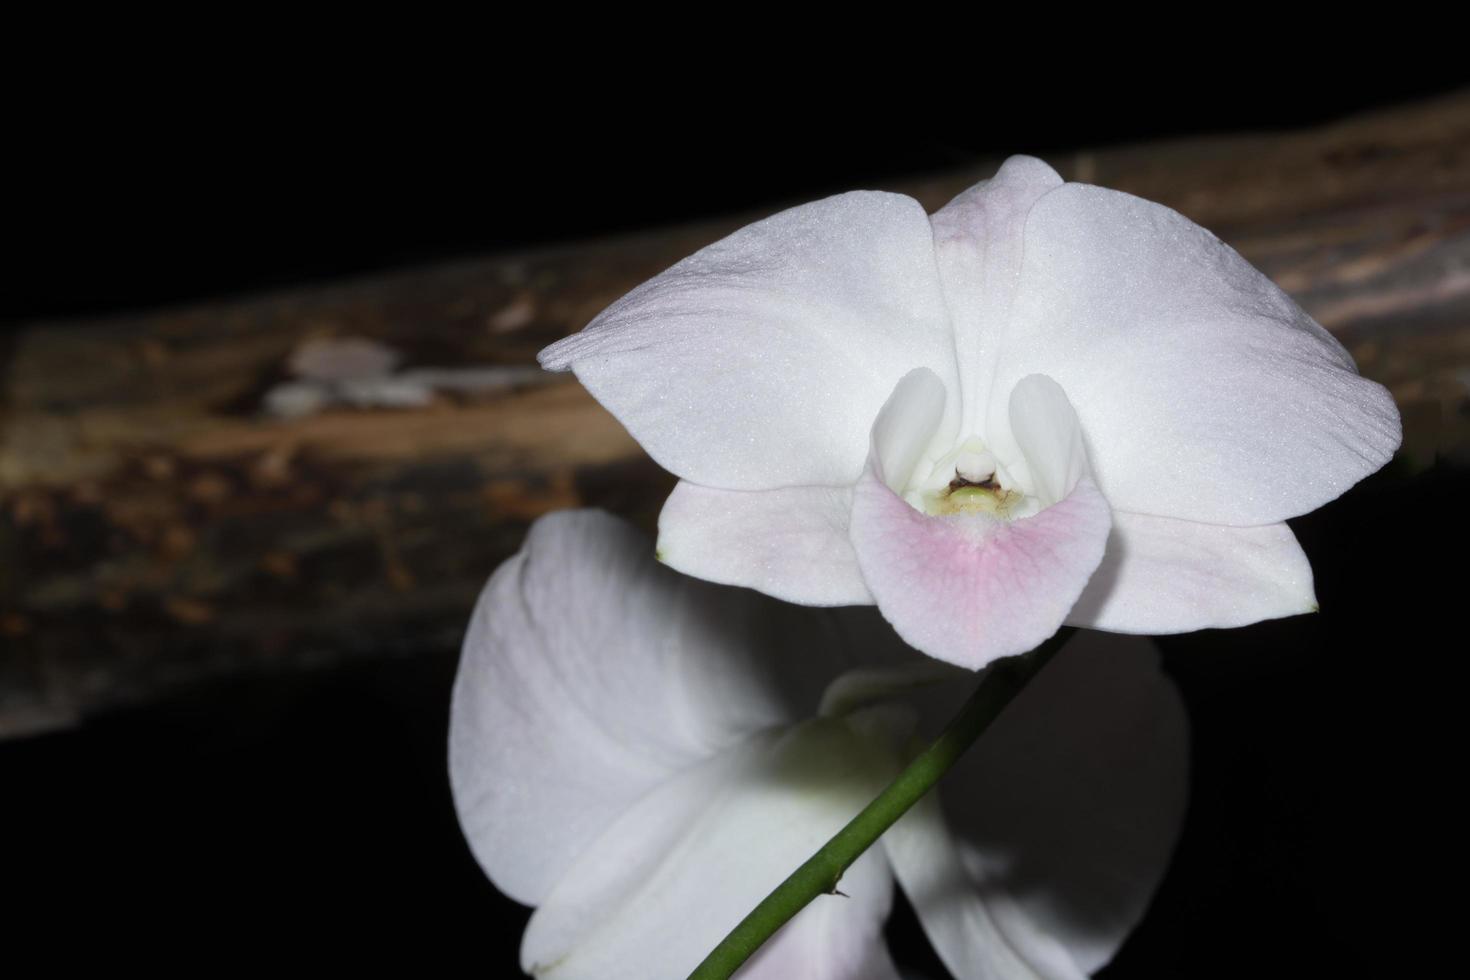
[2,645,530,970]
[9,75,1466,322]
[1109,459,1460,978]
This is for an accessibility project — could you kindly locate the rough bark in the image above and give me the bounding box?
[3,93,1467,736]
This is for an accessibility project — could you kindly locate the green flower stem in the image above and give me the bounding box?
[686,628,1073,980]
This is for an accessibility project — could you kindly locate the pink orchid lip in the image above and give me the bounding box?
[848,369,1112,671]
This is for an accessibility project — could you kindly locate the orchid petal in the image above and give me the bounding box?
[1067,512,1316,632]
[1008,374,1093,505]
[938,632,1189,974]
[849,476,1111,670]
[521,718,895,980]
[850,375,1111,670]
[987,182,1400,525]
[540,192,958,490]
[449,511,855,905]
[930,155,1064,439]
[867,367,951,491]
[883,790,1087,980]
[657,480,872,606]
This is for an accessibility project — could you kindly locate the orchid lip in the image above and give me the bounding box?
[850,370,1114,670]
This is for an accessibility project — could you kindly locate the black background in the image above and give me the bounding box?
[5,52,1464,977]
[11,66,1469,323]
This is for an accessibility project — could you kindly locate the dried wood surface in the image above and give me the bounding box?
[3,94,1468,736]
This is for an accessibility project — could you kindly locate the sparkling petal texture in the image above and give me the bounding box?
[986,182,1401,525]
[539,190,957,490]
[1066,513,1316,632]
[929,155,1064,440]
[657,480,872,606]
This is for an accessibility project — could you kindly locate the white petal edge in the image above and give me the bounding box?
[657,480,873,606]
[539,190,959,490]
[1066,512,1317,632]
[938,632,1190,974]
[450,510,849,905]
[987,181,1401,525]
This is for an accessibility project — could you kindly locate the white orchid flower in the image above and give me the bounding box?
[540,156,1401,669]
[450,510,1188,979]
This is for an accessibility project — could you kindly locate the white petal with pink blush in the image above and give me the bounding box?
[544,156,1400,668]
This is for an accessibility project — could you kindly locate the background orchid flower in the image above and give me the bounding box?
[539,156,1402,670]
[450,509,1188,979]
